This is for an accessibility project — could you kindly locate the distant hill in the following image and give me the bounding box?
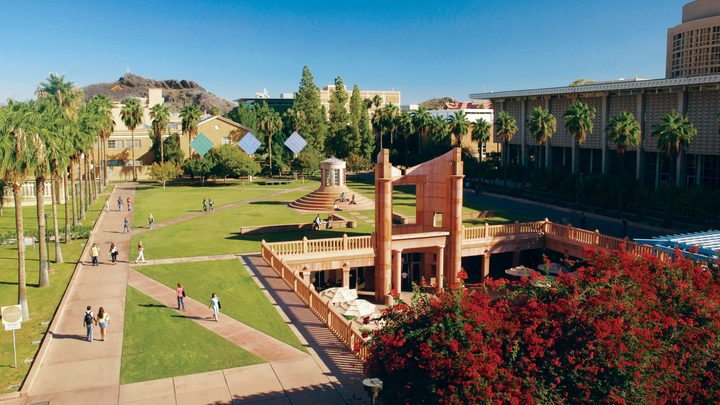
[419,97,458,110]
[82,73,235,113]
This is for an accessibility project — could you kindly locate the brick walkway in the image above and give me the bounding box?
[22,184,136,404]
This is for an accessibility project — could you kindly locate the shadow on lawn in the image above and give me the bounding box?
[225,229,371,244]
[138,303,166,309]
[248,201,288,206]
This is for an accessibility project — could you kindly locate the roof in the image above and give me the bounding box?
[470,74,720,100]
[321,157,345,164]
[635,230,720,260]
[197,115,253,132]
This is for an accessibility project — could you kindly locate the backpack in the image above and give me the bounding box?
[84,312,93,325]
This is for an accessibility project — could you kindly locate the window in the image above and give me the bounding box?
[108,160,124,167]
[129,140,141,148]
[221,136,231,145]
[107,140,122,148]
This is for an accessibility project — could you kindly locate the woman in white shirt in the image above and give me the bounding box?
[209,293,220,321]
[97,307,110,341]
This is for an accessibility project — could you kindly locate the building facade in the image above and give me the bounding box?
[428,102,498,159]
[320,85,400,114]
[667,0,720,78]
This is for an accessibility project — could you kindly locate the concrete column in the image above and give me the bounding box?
[571,142,577,173]
[676,89,687,187]
[482,253,491,279]
[421,252,433,285]
[601,94,608,174]
[448,148,464,288]
[392,250,402,293]
[436,247,445,292]
[696,155,703,185]
[342,264,350,289]
[521,99,527,167]
[545,97,551,169]
[374,149,393,304]
[655,153,661,189]
[636,93,645,181]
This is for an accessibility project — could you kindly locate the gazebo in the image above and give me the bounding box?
[288,158,373,212]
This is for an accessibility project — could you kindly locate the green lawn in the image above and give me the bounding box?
[134,259,306,352]
[130,188,374,259]
[120,286,264,384]
[131,179,318,226]
[0,186,111,393]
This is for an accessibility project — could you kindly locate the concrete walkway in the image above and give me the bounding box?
[24,184,136,404]
[127,269,307,363]
[129,253,241,267]
[131,184,314,236]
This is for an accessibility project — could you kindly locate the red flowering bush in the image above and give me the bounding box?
[363,248,720,404]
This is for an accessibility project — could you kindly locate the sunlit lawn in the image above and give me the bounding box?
[120,286,264,384]
[135,259,306,353]
[0,187,110,393]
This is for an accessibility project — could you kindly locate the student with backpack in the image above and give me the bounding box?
[83,306,95,342]
[117,196,123,211]
[209,293,221,321]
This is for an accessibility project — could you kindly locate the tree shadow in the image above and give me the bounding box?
[171,314,209,321]
[138,303,166,308]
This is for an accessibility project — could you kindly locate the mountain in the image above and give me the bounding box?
[82,73,235,113]
[418,97,458,110]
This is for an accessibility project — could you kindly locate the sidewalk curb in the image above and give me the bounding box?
[4,185,117,400]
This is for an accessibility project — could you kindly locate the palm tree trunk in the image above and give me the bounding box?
[70,158,78,226]
[269,135,273,178]
[160,130,165,163]
[52,175,63,263]
[132,129,137,181]
[14,183,29,321]
[64,170,71,243]
[36,177,50,288]
[79,155,85,220]
[103,138,109,186]
[85,156,91,209]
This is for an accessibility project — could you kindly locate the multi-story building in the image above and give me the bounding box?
[470,0,720,189]
[319,85,400,113]
[667,0,720,78]
[427,101,498,159]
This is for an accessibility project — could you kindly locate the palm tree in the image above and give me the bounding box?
[607,111,641,174]
[379,104,399,149]
[494,111,518,166]
[429,115,450,148]
[563,100,596,173]
[256,104,283,177]
[651,111,697,185]
[150,104,170,163]
[447,111,470,148]
[0,101,44,320]
[396,112,415,166]
[92,95,114,187]
[180,104,202,158]
[411,108,433,153]
[471,118,492,159]
[120,98,143,181]
[527,106,557,168]
[371,94,383,110]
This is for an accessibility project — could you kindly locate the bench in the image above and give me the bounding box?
[263,180,292,186]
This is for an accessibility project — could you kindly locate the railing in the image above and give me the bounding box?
[464,221,545,240]
[261,240,369,362]
[266,235,373,257]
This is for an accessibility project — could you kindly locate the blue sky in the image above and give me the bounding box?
[0,0,686,104]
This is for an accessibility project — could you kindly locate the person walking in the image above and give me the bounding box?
[96,307,110,341]
[134,241,146,264]
[123,217,129,234]
[83,306,95,342]
[209,199,214,212]
[109,242,118,264]
[148,213,154,230]
[176,283,186,310]
[104,200,109,212]
[209,293,220,321]
[117,196,123,211]
[313,214,321,231]
[127,197,132,212]
[90,243,100,266]
[203,198,207,213]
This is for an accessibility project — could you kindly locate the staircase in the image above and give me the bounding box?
[288,188,374,212]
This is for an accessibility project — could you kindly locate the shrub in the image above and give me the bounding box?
[363,249,720,404]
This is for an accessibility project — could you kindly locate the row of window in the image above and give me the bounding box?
[108,160,142,167]
[107,140,142,149]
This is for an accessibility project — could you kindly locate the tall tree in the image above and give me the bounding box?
[563,100,596,173]
[150,104,170,163]
[92,95,113,187]
[379,104,400,149]
[527,106,557,168]
[447,111,470,148]
[651,111,696,185]
[607,111,641,174]
[371,94,383,110]
[291,66,328,152]
[256,103,282,176]
[348,85,364,156]
[471,118,492,159]
[180,104,202,158]
[429,115,450,150]
[494,111,518,165]
[411,108,433,153]
[120,98,143,181]
[0,101,44,320]
[360,98,374,162]
[327,76,350,156]
[396,112,415,166]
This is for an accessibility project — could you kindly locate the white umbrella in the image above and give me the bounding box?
[340,299,376,318]
[319,287,358,304]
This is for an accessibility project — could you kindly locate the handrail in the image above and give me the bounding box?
[266,235,372,257]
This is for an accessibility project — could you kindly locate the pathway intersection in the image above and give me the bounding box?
[3,183,367,405]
